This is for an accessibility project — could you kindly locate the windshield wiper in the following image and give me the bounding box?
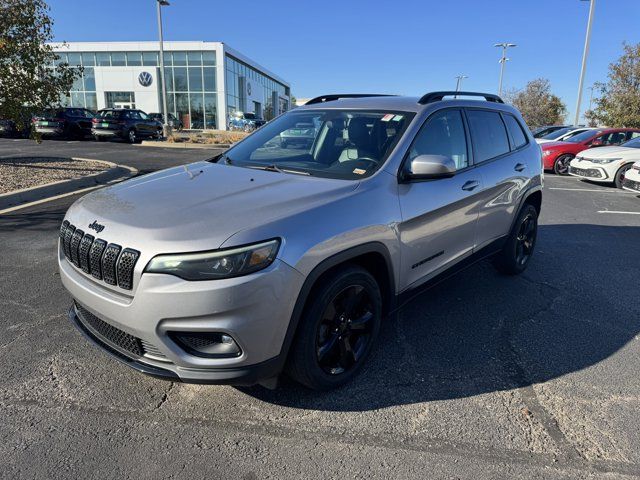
[248,164,311,176]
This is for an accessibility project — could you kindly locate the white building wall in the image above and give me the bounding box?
[93,66,160,112]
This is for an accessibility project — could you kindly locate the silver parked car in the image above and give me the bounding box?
[59,91,542,390]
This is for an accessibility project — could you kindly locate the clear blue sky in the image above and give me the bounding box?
[48,0,640,122]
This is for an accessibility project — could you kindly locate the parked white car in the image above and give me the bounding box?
[568,136,640,188]
[536,127,594,144]
[622,161,640,193]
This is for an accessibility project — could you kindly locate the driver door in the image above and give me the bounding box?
[397,108,483,290]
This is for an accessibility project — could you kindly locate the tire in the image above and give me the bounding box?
[155,128,163,140]
[553,154,573,175]
[614,163,632,189]
[493,204,538,275]
[94,135,104,142]
[127,129,137,144]
[286,265,382,390]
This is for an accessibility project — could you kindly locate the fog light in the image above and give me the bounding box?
[169,332,242,358]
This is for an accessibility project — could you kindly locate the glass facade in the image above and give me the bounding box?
[54,45,289,130]
[225,55,289,123]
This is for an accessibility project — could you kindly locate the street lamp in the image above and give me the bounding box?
[574,0,596,126]
[156,0,170,137]
[454,75,468,97]
[494,43,516,97]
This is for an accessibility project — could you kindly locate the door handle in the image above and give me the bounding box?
[461,180,480,191]
[514,163,526,172]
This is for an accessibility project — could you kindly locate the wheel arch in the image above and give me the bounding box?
[278,242,396,366]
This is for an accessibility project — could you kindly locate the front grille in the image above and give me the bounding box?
[60,221,140,290]
[75,303,170,362]
[569,166,602,178]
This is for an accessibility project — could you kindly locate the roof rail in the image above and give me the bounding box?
[305,94,396,105]
[418,91,504,105]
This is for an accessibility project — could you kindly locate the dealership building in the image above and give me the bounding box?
[50,41,291,130]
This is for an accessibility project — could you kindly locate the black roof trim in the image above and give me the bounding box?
[418,91,504,104]
[305,94,396,105]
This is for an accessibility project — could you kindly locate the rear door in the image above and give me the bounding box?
[397,108,483,290]
[468,109,531,249]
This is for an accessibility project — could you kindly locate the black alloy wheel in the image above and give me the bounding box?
[515,212,536,267]
[554,154,573,175]
[316,284,375,375]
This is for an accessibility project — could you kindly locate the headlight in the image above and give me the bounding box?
[145,239,280,280]
[590,157,622,164]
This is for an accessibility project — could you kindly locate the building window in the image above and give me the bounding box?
[142,52,158,66]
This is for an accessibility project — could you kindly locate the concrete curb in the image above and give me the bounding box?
[139,140,230,149]
[0,157,138,211]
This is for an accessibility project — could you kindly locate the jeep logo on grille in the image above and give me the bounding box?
[88,220,105,233]
[138,71,153,87]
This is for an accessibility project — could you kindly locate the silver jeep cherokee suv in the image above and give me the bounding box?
[59,91,542,390]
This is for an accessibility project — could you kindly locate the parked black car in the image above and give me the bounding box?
[33,107,95,139]
[149,112,183,130]
[92,109,163,143]
[0,117,31,138]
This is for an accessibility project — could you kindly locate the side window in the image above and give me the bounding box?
[503,114,527,149]
[409,109,468,170]
[628,131,640,140]
[466,110,510,162]
[138,111,149,120]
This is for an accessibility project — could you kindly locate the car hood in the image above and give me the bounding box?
[65,161,358,254]
[577,146,640,159]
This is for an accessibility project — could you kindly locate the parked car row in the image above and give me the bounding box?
[0,107,180,143]
[540,127,640,185]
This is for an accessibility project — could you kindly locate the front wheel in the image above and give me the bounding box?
[493,204,538,275]
[614,164,632,189]
[127,129,137,144]
[286,266,382,390]
[553,154,573,175]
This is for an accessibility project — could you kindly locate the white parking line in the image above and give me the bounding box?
[549,187,629,193]
[597,210,640,215]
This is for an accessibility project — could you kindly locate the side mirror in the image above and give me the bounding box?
[403,154,457,181]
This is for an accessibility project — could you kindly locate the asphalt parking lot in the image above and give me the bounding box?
[1,138,640,479]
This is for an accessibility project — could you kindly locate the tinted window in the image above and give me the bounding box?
[503,114,527,149]
[466,110,510,162]
[566,129,602,143]
[409,109,468,169]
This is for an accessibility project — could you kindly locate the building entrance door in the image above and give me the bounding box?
[105,92,136,109]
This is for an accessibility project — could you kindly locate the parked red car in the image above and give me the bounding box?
[541,128,640,175]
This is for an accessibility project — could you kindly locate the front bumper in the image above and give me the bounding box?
[568,164,610,182]
[59,245,305,384]
[622,170,640,193]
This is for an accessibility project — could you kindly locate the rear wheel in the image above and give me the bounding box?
[553,154,573,175]
[286,266,382,390]
[614,163,632,189]
[493,204,538,275]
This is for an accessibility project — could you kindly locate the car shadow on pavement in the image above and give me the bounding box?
[240,223,640,412]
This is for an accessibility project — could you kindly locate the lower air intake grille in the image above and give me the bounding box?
[75,303,143,357]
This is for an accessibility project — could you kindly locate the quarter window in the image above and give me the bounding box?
[409,109,468,169]
[503,114,527,149]
[466,110,510,162]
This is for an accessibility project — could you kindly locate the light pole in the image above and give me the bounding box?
[156,0,170,138]
[574,0,596,126]
[494,43,516,97]
[454,75,468,97]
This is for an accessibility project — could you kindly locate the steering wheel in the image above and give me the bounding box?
[352,157,378,168]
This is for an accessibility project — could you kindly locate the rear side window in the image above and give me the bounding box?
[503,114,528,149]
[466,110,510,162]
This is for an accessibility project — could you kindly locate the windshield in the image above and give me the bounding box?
[541,127,573,140]
[565,129,601,143]
[621,137,640,149]
[218,109,414,180]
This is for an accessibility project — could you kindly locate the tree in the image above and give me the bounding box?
[589,43,640,128]
[504,78,567,128]
[0,0,80,135]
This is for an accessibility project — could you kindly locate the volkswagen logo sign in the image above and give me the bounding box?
[138,71,153,87]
